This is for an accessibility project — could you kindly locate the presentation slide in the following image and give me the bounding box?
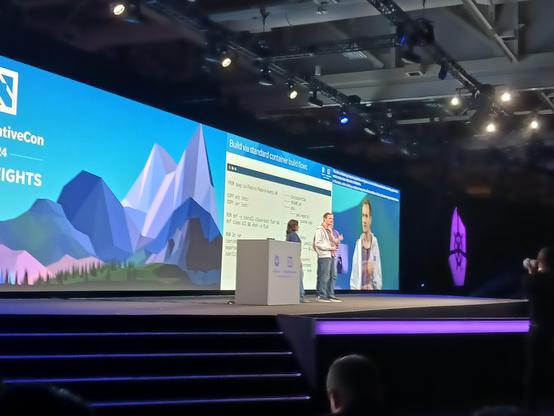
[0,54,400,292]
[221,136,332,290]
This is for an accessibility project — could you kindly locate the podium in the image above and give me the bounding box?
[235,239,301,305]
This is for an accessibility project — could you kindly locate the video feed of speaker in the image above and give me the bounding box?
[0,55,400,291]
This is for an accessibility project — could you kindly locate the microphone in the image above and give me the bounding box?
[523,258,537,269]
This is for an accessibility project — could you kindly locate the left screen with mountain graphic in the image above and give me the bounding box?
[0,54,401,293]
[0,55,227,291]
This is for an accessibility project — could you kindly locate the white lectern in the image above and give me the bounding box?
[235,239,301,305]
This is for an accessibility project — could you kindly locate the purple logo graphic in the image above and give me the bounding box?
[274,255,280,267]
[448,207,467,287]
[287,256,293,268]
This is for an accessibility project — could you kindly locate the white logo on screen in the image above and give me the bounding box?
[0,66,19,116]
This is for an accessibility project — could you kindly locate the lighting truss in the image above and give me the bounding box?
[366,0,509,116]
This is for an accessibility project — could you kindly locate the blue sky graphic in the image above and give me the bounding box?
[0,55,227,228]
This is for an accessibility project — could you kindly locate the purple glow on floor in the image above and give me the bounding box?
[0,331,282,337]
[316,320,530,335]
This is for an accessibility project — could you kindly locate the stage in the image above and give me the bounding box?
[0,293,531,415]
[0,293,527,318]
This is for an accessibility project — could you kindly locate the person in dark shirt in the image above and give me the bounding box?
[524,246,554,408]
[286,219,306,302]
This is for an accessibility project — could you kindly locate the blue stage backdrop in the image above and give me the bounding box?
[0,55,400,291]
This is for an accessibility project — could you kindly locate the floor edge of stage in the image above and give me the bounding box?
[0,293,527,318]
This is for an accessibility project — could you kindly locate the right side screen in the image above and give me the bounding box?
[331,169,400,290]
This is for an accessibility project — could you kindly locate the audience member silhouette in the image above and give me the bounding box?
[524,246,554,409]
[326,354,386,416]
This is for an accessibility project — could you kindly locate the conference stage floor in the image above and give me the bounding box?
[0,294,527,318]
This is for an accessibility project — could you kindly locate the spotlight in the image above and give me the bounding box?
[529,119,540,130]
[485,121,497,133]
[258,64,273,87]
[396,18,433,66]
[204,45,233,67]
[110,1,141,22]
[287,80,298,100]
[450,96,461,107]
[500,91,512,103]
[111,2,126,16]
[338,109,349,125]
[220,51,232,68]
[396,18,435,47]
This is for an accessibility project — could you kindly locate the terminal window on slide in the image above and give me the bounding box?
[220,152,332,290]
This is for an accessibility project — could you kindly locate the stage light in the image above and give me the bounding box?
[220,52,232,68]
[450,96,461,107]
[529,119,540,130]
[110,1,141,22]
[258,64,273,87]
[396,18,433,66]
[500,91,512,103]
[204,44,233,68]
[287,81,298,100]
[485,121,497,133]
[339,109,349,125]
[111,2,127,16]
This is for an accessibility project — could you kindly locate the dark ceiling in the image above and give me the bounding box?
[2,0,554,205]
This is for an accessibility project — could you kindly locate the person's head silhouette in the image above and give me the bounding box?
[326,354,384,414]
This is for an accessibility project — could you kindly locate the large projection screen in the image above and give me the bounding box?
[0,55,400,292]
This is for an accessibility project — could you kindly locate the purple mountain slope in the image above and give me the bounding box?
[0,199,96,265]
[0,244,50,285]
[58,171,133,261]
[141,126,218,239]
[47,255,103,276]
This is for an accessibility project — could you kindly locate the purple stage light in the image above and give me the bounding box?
[0,351,293,360]
[90,395,311,407]
[4,373,302,384]
[449,207,467,287]
[315,320,530,335]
